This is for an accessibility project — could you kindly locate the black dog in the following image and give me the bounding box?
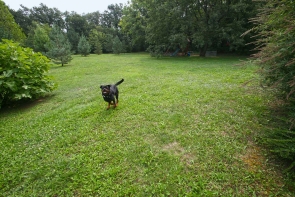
[100,79,124,109]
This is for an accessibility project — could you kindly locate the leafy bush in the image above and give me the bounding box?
[0,39,57,108]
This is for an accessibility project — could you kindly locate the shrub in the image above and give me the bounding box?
[0,39,57,108]
[247,0,295,171]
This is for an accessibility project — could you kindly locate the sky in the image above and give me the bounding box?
[4,0,130,14]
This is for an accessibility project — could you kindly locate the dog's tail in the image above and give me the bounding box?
[115,78,124,86]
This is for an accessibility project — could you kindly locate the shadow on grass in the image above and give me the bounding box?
[257,101,295,192]
[0,94,56,115]
[50,63,74,69]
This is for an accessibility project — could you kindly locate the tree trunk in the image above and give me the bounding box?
[199,44,208,57]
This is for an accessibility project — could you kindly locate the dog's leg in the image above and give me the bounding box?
[115,93,119,106]
[113,99,117,108]
[107,102,111,110]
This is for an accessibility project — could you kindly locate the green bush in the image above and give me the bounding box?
[0,39,57,108]
[247,0,295,171]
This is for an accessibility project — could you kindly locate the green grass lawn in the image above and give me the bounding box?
[0,53,293,196]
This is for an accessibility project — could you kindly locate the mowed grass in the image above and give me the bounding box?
[0,53,293,196]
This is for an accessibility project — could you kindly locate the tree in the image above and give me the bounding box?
[8,5,33,36]
[84,11,102,28]
[89,28,104,54]
[101,4,123,29]
[103,34,114,53]
[29,3,64,28]
[33,24,50,54]
[0,1,25,42]
[67,28,80,54]
[64,12,90,37]
[64,12,91,53]
[9,4,64,36]
[95,42,103,55]
[45,25,72,66]
[129,0,259,56]
[120,1,147,52]
[112,36,123,54]
[78,35,91,56]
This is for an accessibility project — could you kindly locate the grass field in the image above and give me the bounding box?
[0,53,293,196]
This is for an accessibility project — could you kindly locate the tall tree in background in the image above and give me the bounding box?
[9,5,33,36]
[29,3,64,28]
[103,34,114,53]
[131,0,259,56]
[88,28,104,54]
[64,12,90,37]
[0,1,25,42]
[64,11,90,53]
[33,24,50,54]
[120,1,147,52]
[66,29,80,54]
[84,11,101,29]
[45,25,72,66]
[101,4,123,29]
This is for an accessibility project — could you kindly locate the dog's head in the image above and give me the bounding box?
[100,85,111,96]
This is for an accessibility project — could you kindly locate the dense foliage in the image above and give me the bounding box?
[7,1,261,56]
[0,1,25,42]
[248,0,295,171]
[8,3,126,54]
[78,35,91,56]
[121,0,261,56]
[32,24,50,54]
[45,25,72,66]
[112,36,124,54]
[0,39,57,108]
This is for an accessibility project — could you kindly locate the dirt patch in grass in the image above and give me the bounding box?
[162,142,195,166]
[241,142,265,172]
[241,142,288,196]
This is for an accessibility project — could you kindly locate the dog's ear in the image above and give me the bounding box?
[100,85,103,89]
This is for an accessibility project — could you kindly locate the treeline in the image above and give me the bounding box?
[122,0,264,57]
[4,0,264,58]
[7,3,127,58]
